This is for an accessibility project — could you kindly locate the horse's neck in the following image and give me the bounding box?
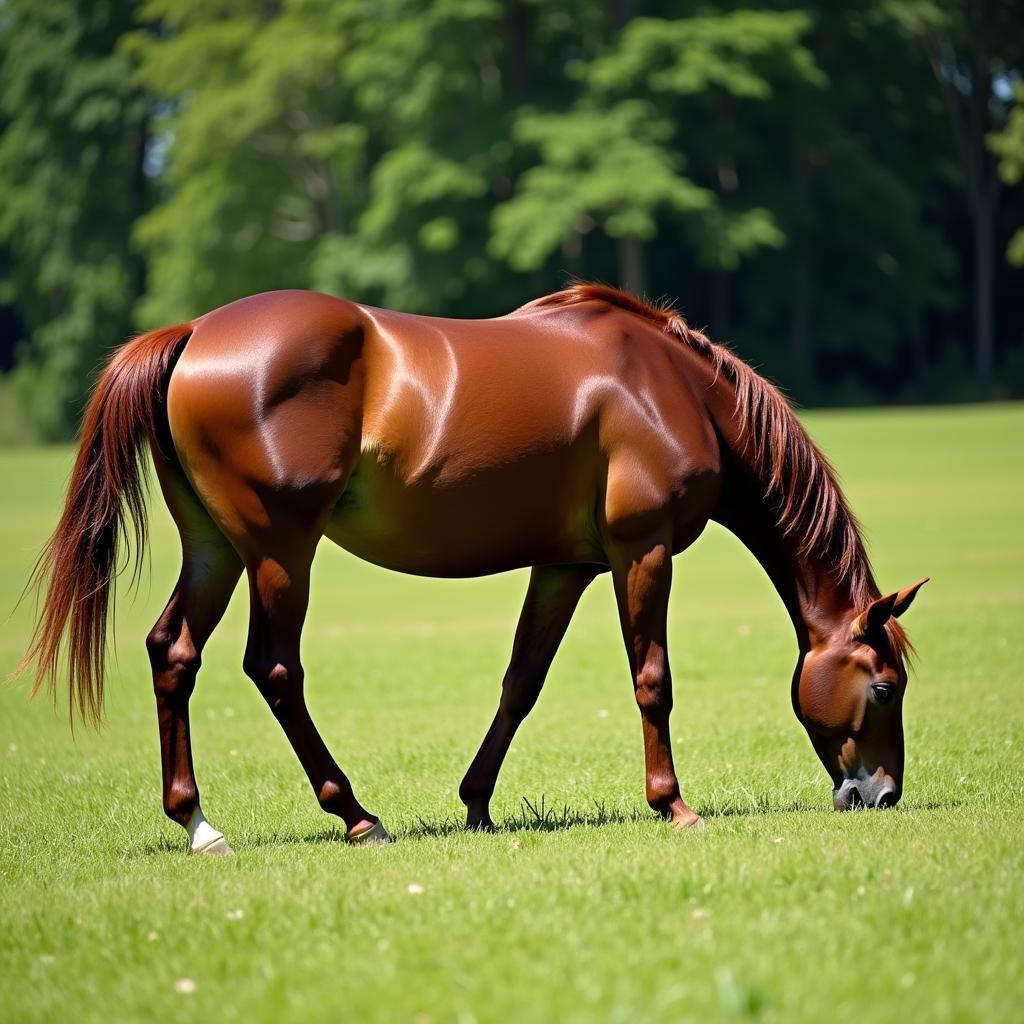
[702,389,858,650]
[719,492,854,649]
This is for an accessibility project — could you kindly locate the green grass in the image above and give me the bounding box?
[1,404,1022,1024]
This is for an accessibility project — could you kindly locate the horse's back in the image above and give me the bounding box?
[163,289,721,570]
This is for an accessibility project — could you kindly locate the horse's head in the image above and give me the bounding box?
[794,579,928,810]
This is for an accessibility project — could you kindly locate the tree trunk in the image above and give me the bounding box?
[617,235,647,296]
[503,0,532,99]
[972,196,995,383]
[926,0,1003,388]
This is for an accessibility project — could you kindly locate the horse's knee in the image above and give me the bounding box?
[147,626,200,700]
[243,654,304,716]
[634,664,672,717]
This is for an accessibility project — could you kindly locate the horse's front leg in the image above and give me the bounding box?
[608,530,702,829]
[460,563,598,831]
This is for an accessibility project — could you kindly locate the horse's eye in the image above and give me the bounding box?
[871,682,897,705]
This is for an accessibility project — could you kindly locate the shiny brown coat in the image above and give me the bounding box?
[22,284,926,842]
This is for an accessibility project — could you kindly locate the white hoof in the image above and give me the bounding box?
[192,834,234,856]
[185,806,233,856]
[347,819,393,845]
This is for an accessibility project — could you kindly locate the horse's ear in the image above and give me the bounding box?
[850,592,898,641]
[850,579,929,640]
[892,577,928,618]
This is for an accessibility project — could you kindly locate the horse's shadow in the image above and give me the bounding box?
[136,795,959,855]
[328,793,960,841]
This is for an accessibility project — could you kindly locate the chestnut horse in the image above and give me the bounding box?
[21,284,926,854]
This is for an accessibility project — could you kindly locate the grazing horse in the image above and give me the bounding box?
[20,284,926,854]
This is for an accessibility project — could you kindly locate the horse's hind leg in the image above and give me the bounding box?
[607,530,702,830]
[241,538,384,843]
[460,564,597,831]
[147,486,242,854]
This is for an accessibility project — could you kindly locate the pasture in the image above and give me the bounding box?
[1,403,1021,1024]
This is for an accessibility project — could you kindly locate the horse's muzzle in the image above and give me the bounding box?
[833,777,900,810]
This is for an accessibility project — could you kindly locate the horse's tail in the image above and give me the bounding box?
[16,323,193,726]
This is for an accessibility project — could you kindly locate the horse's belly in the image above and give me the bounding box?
[323,450,603,577]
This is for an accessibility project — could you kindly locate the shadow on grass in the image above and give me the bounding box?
[134,797,649,854]
[408,796,652,839]
[396,793,963,838]
[135,794,960,855]
[699,796,959,818]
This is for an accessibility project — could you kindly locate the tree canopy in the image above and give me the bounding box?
[1,0,1022,438]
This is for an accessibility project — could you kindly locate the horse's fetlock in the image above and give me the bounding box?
[646,772,681,809]
[459,775,493,807]
[164,780,199,825]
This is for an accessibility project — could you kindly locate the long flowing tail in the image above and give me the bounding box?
[17,323,193,725]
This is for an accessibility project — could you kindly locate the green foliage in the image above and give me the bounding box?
[0,0,147,439]
[491,101,713,270]
[990,84,1024,265]
[583,11,824,98]
[492,11,819,279]
[1,1,1023,436]
[126,0,350,323]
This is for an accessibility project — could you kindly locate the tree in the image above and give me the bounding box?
[989,83,1024,267]
[129,0,522,322]
[490,100,715,295]
[491,9,819,298]
[0,0,148,438]
[729,2,956,399]
[878,0,1023,384]
[126,0,352,324]
[1,0,1020,430]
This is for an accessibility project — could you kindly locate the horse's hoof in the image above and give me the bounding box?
[671,813,705,831]
[192,834,234,856]
[347,819,393,845]
[466,816,496,833]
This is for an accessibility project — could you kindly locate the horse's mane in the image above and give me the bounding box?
[525,283,909,658]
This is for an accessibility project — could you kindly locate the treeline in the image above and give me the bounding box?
[1,0,1023,438]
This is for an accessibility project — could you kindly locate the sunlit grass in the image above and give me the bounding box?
[1,404,1022,1023]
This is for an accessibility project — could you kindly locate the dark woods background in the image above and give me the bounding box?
[1,0,1023,439]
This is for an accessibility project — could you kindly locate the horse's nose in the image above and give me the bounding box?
[834,777,900,810]
[874,785,900,809]
[833,780,863,811]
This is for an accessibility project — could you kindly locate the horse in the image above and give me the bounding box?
[19,283,927,854]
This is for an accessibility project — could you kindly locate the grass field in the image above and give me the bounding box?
[1,403,1022,1024]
